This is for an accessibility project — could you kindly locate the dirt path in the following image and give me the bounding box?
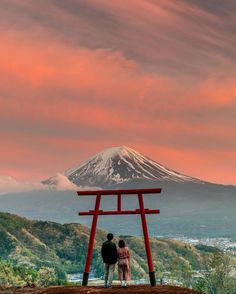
[0,285,202,294]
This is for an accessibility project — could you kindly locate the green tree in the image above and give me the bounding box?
[197,252,236,294]
[36,267,57,287]
[170,257,193,287]
[14,266,37,287]
[0,262,23,287]
[194,277,208,293]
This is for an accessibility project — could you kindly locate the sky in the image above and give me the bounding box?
[0,0,236,186]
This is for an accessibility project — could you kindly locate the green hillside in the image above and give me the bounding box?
[0,211,219,280]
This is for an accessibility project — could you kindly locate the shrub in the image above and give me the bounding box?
[35,267,57,287]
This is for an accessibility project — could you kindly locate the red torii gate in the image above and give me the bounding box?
[77,188,162,286]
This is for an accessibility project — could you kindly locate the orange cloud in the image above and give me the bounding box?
[0,26,236,184]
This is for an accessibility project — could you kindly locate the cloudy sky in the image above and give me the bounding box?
[1,0,236,185]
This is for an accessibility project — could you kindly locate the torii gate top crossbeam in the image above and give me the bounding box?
[77,188,161,215]
[77,188,162,196]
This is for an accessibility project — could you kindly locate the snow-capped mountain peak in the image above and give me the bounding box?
[43,146,202,187]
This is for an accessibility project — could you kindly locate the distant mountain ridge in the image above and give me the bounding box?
[43,146,203,188]
[1,146,236,238]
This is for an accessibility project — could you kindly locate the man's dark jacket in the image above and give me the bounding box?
[101,240,117,264]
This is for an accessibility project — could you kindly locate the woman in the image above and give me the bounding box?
[117,240,131,288]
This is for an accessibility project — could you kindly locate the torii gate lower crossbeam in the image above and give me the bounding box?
[77,188,162,286]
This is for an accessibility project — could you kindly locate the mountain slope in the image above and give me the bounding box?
[43,146,203,188]
[0,212,217,280]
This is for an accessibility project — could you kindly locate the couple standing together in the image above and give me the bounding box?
[101,233,131,288]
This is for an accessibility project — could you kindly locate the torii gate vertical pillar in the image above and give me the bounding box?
[138,193,156,286]
[82,194,101,286]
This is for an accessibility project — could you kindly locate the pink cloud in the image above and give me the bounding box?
[0,14,236,185]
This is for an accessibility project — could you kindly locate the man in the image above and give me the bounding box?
[101,233,117,288]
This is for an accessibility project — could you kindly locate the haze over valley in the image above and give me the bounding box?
[0,146,235,239]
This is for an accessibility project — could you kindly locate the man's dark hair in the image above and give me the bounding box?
[107,233,114,241]
[118,240,125,248]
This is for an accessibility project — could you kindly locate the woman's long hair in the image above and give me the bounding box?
[118,239,125,248]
